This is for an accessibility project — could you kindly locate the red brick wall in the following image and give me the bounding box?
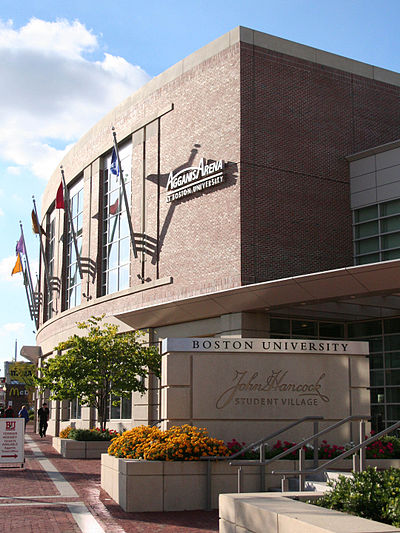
[240,43,400,284]
[138,45,242,297]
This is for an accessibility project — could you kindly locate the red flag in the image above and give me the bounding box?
[56,182,64,209]
[109,198,119,215]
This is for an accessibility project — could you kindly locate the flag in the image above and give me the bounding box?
[31,210,46,236]
[109,198,119,215]
[16,234,25,255]
[110,147,120,176]
[56,182,64,209]
[11,253,22,275]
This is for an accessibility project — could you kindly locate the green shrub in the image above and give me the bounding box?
[313,467,400,527]
[68,428,119,441]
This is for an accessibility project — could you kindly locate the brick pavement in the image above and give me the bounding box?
[0,426,219,532]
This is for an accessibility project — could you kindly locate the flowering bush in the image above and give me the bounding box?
[59,426,72,439]
[59,426,119,441]
[269,439,315,459]
[225,435,400,461]
[108,425,230,461]
[226,438,258,459]
[68,428,120,441]
[362,433,400,459]
[319,440,344,459]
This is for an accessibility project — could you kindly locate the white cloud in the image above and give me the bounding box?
[6,167,21,175]
[0,255,21,283]
[0,322,25,337]
[0,255,39,283]
[0,18,151,180]
[0,207,4,216]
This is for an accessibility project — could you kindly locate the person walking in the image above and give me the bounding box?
[18,405,30,428]
[38,402,49,437]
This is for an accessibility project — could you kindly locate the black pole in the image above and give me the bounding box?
[112,128,138,258]
[60,167,83,279]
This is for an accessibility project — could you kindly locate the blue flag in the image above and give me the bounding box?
[110,147,120,176]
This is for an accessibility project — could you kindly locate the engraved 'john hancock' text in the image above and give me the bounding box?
[215,370,329,409]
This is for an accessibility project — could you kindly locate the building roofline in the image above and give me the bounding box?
[346,138,400,161]
[44,26,400,205]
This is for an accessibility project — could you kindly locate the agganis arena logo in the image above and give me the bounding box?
[166,158,224,203]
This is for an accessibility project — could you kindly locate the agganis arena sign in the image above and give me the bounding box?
[166,158,224,203]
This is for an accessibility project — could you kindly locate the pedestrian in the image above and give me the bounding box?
[4,405,14,417]
[18,405,30,428]
[38,402,49,437]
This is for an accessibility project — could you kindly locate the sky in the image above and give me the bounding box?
[0,0,399,372]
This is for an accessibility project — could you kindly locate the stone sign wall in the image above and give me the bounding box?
[160,338,370,444]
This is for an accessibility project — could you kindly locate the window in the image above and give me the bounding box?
[269,317,345,339]
[102,142,132,295]
[354,199,400,265]
[107,394,132,420]
[70,399,81,419]
[347,316,400,431]
[46,210,56,320]
[65,179,83,309]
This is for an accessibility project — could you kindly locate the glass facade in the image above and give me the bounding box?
[102,142,132,295]
[348,317,400,432]
[354,199,400,265]
[65,179,83,309]
[270,316,400,431]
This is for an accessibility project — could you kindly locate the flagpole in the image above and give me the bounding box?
[19,222,39,328]
[32,197,51,292]
[60,167,83,280]
[22,270,34,321]
[112,128,138,258]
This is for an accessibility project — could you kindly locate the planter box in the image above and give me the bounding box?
[220,493,400,533]
[53,437,111,459]
[101,456,300,512]
[101,455,400,513]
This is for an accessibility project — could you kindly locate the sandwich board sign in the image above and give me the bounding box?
[0,418,24,468]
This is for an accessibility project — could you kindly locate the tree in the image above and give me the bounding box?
[35,316,161,430]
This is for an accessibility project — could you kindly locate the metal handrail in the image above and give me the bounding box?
[230,415,369,466]
[230,414,370,492]
[203,416,323,462]
[231,416,400,493]
[201,415,323,509]
[273,419,400,476]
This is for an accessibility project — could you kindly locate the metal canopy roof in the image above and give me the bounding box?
[116,260,400,329]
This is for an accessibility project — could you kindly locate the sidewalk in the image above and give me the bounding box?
[0,425,219,532]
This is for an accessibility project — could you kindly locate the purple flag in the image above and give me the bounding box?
[16,233,25,255]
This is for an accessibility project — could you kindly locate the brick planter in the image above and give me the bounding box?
[52,437,111,459]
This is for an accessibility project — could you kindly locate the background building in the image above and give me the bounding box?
[26,27,400,438]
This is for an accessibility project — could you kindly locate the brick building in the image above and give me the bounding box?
[24,27,400,437]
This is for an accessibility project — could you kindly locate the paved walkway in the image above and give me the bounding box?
[0,426,219,532]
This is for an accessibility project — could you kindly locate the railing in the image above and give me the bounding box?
[230,416,400,493]
[201,416,323,510]
[272,418,400,491]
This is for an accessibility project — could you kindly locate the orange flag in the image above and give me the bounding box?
[11,253,23,275]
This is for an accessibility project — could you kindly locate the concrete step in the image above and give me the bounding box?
[306,470,354,493]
